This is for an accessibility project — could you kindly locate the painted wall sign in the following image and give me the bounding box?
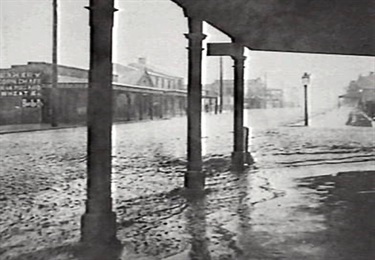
[22,98,43,108]
[0,71,43,98]
[0,72,42,78]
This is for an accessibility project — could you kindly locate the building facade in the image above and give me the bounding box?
[205,77,284,110]
[265,88,284,108]
[342,72,375,118]
[0,60,187,125]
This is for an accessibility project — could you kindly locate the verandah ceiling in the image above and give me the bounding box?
[173,0,374,56]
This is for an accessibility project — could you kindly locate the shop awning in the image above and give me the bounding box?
[173,0,374,56]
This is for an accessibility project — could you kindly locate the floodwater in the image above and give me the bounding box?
[0,107,374,260]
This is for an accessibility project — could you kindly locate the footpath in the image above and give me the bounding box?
[288,106,374,128]
[0,123,83,135]
[0,106,373,136]
[0,117,170,135]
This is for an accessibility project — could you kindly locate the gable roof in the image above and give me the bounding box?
[118,70,145,85]
[128,62,183,80]
[113,63,147,85]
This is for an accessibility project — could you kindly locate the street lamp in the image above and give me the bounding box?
[302,72,310,126]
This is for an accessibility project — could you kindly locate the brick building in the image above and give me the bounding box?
[0,60,187,125]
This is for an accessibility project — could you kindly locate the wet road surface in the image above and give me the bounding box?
[0,107,374,260]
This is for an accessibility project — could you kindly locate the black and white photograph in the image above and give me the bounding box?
[0,0,374,259]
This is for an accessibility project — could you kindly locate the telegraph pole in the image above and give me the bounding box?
[219,56,223,113]
[51,0,58,127]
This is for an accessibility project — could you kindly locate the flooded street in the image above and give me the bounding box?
[0,107,374,260]
[1,0,374,259]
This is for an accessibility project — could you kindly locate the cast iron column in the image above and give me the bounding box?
[231,44,246,171]
[81,0,120,248]
[184,16,206,190]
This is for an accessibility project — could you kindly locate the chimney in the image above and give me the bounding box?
[138,57,146,65]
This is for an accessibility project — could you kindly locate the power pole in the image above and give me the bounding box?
[304,84,308,126]
[51,0,58,127]
[219,56,223,113]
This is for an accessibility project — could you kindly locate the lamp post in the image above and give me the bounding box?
[302,72,310,126]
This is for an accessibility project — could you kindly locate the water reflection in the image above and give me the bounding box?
[234,171,274,260]
[235,172,252,259]
[185,192,211,260]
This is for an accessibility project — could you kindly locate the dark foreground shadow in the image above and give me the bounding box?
[7,242,123,260]
[5,244,77,260]
[75,242,123,260]
[297,170,375,260]
[183,190,211,260]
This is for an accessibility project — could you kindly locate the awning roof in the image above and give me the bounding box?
[173,0,375,56]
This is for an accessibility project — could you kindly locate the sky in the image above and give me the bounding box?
[1,0,374,109]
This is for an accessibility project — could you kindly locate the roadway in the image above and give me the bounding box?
[0,106,374,259]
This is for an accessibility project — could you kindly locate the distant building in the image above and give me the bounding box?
[205,77,284,110]
[244,78,267,109]
[341,72,375,117]
[357,72,375,118]
[204,79,234,110]
[342,80,362,105]
[201,86,218,113]
[265,88,284,108]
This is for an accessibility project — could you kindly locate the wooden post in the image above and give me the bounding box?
[185,194,211,259]
[304,84,308,126]
[149,95,154,120]
[219,56,223,113]
[184,16,206,190]
[81,0,120,251]
[214,97,218,114]
[51,0,58,127]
